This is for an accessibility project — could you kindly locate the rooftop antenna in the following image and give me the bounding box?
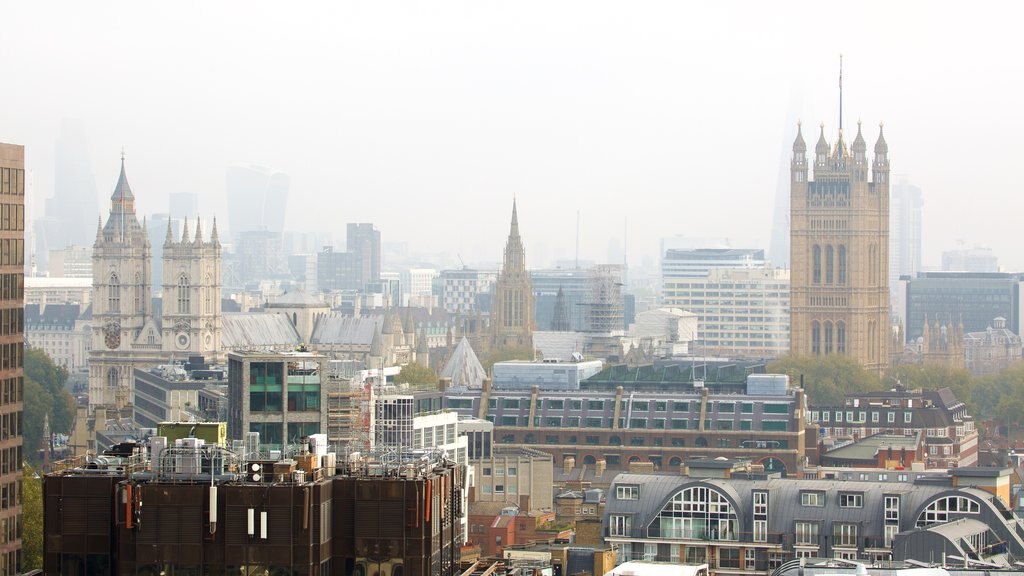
[575,210,580,269]
[838,54,843,133]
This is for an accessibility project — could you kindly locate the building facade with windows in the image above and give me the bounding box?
[444,363,816,477]
[603,467,1023,574]
[227,350,327,450]
[0,142,25,573]
[661,267,790,358]
[810,387,978,468]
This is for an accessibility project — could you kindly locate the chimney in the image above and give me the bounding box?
[438,377,452,392]
[595,459,606,477]
[563,456,575,475]
[483,377,492,393]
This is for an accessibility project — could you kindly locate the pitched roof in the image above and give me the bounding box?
[440,337,486,389]
[310,313,382,346]
[222,313,301,350]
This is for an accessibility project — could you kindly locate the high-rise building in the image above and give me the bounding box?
[661,247,766,280]
[889,178,923,287]
[224,164,290,243]
[491,201,535,351]
[347,222,381,288]
[35,120,100,272]
[439,269,497,315]
[790,122,890,372]
[0,142,24,573]
[942,246,999,273]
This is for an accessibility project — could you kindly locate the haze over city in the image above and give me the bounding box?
[3,1,1023,269]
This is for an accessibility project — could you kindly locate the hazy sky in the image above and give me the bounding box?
[4,2,1023,270]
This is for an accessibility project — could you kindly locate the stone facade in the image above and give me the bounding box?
[790,122,890,373]
[490,201,535,352]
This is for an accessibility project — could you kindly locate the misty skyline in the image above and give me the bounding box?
[4,2,1023,270]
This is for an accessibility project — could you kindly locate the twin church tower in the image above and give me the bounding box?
[89,158,222,408]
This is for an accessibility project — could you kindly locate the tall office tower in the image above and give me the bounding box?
[0,143,24,573]
[36,120,100,272]
[168,192,199,220]
[347,223,381,289]
[942,246,999,273]
[890,178,923,285]
[790,121,890,372]
[224,164,290,243]
[491,201,535,351]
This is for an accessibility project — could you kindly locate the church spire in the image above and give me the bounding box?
[792,121,806,154]
[164,218,174,247]
[180,218,190,244]
[210,217,221,248]
[194,218,204,246]
[510,198,520,239]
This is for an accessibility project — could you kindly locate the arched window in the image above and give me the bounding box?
[668,456,682,468]
[204,274,213,314]
[108,274,120,312]
[107,368,119,388]
[836,322,846,354]
[824,321,833,354]
[811,321,821,355]
[649,485,738,540]
[134,273,143,313]
[177,274,191,314]
[826,246,834,284]
[838,246,847,284]
[583,455,597,465]
[695,437,708,448]
[609,435,622,446]
[812,245,822,284]
[916,496,980,527]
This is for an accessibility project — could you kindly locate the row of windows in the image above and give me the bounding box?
[489,414,789,432]
[0,308,21,336]
[813,410,914,424]
[496,432,790,450]
[0,204,24,232]
[0,274,22,301]
[0,378,23,406]
[0,168,23,196]
[0,344,22,372]
[0,240,24,267]
[483,398,787,415]
[811,245,847,285]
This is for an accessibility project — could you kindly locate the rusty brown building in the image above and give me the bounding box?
[44,442,465,576]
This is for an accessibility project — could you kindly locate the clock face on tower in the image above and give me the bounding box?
[175,332,191,350]
[104,323,121,349]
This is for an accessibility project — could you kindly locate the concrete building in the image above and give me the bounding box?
[470,445,554,512]
[531,268,590,332]
[317,224,382,293]
[661,248,767,283]
[790,122,890,373]
[44,440,465,576]
[373,389,468,465]
[942,246,999,273]
[24,276,91,307]
[492,359,604,391]
[47,244,92,278]
[810,386,978,468]
[439,269,497,315]
[627,308,698,358]
[225,164,290,244]
[662,268,790,358]
[0,142,24,573]
[445,363,816,477]
[603,467,1020,572]
[132,360,227,429]
[227,350,328,450]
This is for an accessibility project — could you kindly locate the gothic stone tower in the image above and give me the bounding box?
[491,201,535,351]
[161,216,223,356]
[790,122,890,373]
[89,158,223,411]
[90,158,154,408]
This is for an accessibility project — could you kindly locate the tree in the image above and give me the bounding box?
[887,363,977,415]
[23,348,76,465]
[21,464,42,571]
[394,363,439,388]
[767,355,883,406]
